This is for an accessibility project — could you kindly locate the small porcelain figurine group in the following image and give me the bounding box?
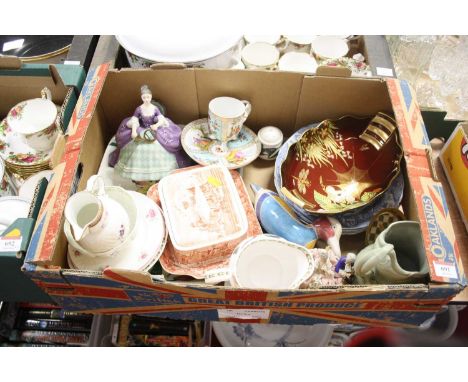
[109,85,192,185]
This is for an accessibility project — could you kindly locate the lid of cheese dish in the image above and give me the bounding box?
[159,164,248,251]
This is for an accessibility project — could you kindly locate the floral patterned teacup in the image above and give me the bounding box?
[6,87,59,153]
[206,97,251,147]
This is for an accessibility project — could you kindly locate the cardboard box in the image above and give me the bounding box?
[23,64,467,327]
[439,123,468,233]
[0,58,86,302]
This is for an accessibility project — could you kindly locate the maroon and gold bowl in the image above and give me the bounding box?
[280,114,403,214]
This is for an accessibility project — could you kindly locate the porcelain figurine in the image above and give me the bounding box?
[64,175,138,256]
[109,85,191,183]
[335,252,356,282]
[303,247,343,288]
[250,184,342,257]
[353,221,429,284]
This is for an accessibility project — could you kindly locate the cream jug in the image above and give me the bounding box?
[354,221,429,284]
[64,175,136,255]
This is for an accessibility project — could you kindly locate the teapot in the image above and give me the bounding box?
[64,175,137,256]
[250,184,342,257]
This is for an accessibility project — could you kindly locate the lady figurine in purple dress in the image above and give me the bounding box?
[110,85,191,183]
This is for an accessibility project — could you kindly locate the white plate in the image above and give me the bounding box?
[243,35,282,45]
[0,196,31,233]
[116,35,242,64]
[18,170,53,201]
[229,235,315,290]
[97,136,137,191]
[311,36,349,59]
[241,42,279,68]
[181,119,261,170]
[67,191,166,272]
[278,52,318,74]
[212,322,334,347]
[284,35,318,45]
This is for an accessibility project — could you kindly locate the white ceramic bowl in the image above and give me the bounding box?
[229,235,315,290]
[241,42,280,69]
[278,52,318,74]
[311,36,349,60]
[116,35,242,69]
[0,196,31,233]
[243,35,283,45]
[18,170,54,201]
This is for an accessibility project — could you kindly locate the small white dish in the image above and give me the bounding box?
[18,170,53,201]
[241,42,280,70]
[229,235,315,290]
[0,196,31,233]
[67,191,166,272]
[212,322,334,347]
[243,35,283,45]
[284,35,318,45]
[311,36,349,60]
[278,52,318,74]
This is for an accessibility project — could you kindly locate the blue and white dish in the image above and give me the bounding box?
[212,321,334,347]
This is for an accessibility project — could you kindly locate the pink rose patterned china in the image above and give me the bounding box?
[0,118,52,177]
[6,87,59,153]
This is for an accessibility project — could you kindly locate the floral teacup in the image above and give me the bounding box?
[205,97,251,151]
[6,87,59,153]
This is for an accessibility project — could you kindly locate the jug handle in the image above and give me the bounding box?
[86,175,106,196]
[355,243,394,276]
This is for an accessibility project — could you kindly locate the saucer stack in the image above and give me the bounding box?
[0,119,52,178]
[0,88,60,180]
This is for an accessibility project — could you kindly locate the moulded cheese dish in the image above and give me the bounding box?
[159,164,248,251]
